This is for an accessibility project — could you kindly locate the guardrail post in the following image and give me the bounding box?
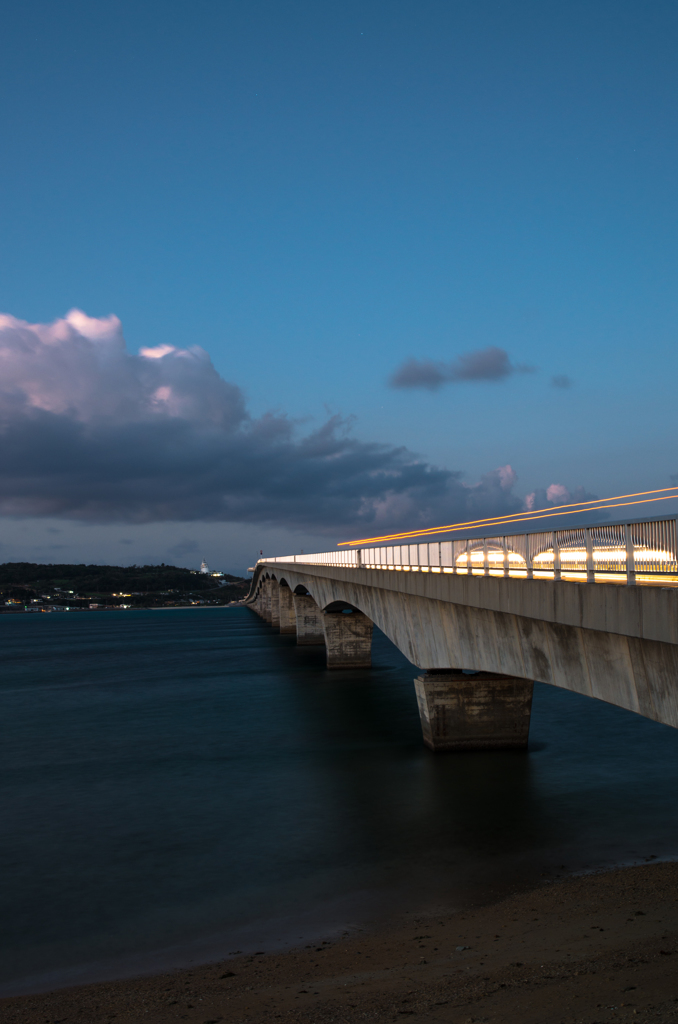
[466,539,471,574]
[625,524,636,586]
[525,534,533,579]
[553,531,561,580]
[502,536,510,577]
[483,538,489,576]
[357,548,362,568]
[585,528,594,582]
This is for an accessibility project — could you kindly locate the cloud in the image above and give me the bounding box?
[546,483,569,503]
[0,310,578,536]
[388,346,535,391]
[524,483,598,512]
[388,359,449,390]
[551,374,573,389]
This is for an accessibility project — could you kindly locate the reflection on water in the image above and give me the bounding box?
[1,606,678,993]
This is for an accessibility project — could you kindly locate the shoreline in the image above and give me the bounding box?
[0,602,245,615]
[3,860,678,1023]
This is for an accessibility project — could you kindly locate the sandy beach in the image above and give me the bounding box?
[3,861,678,1024]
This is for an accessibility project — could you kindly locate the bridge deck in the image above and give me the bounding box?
[247,556,678,739]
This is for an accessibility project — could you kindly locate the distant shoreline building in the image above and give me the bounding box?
[197,559,224,578]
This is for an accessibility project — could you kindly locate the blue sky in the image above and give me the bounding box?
[0,0,677,571]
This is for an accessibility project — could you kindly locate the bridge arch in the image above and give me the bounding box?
[322,600,362,613]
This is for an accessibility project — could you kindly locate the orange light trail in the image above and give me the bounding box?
[338,486,678,546]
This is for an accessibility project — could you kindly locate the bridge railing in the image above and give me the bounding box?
[257,514,678,586]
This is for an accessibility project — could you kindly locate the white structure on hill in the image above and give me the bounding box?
[198,559,224,578]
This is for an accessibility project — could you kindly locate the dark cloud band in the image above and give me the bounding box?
[389,346,535,391]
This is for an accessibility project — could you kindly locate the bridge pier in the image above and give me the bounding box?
[293,593,325,645]
[259,580,271,622]
[414,670,534,751]
[322,609,373,669]
[258,593,268,619]
[278,585,297,634]
[270,582,280,629]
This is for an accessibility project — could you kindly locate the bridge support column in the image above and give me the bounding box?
[414,671,534,751]
[293,593,325,645]
[270,584,280,629]
[322,610,373,669]
[260,580,272,622]
[278,585,297,634]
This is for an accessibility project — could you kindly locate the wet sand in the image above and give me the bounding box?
[3,861,678,1024]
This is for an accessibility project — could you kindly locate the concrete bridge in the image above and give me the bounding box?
[246,515,678,751]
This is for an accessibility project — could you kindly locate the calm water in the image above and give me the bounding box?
[2,606,678,995]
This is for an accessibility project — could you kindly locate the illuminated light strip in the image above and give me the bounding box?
[339,491,678,546]
[338,489,678,546]
[341,487,678,546]
[340,485,678,546]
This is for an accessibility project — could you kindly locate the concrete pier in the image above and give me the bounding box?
[414,670,534,751]
[322,609,373,669]
[293,593,325,645]
[270,581,280,629]
[260,579,272,622]
[278,584,297,634]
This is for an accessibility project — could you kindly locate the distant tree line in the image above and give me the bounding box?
[0,562,250,608]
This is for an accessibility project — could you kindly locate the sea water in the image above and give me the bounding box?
[2,606,678,995]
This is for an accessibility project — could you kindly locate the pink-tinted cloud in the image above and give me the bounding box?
[546,483,569,503]
[525,483,598,513]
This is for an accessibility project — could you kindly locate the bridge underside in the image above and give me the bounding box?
[247,563,678,751]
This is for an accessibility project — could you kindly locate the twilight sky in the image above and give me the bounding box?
[0,0,677,573]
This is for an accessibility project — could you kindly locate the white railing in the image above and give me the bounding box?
[257,515,678,586]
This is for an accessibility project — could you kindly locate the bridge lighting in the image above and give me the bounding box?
[456,550,526,569]
[338,486,678,547]
[530,547,674,567]
[447,544,675,583]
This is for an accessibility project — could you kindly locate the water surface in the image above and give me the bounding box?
[2,607,678,994]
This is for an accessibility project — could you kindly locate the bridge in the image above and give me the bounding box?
[246,514,678,751]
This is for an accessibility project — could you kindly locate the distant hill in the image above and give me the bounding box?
[0,562,250,608]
